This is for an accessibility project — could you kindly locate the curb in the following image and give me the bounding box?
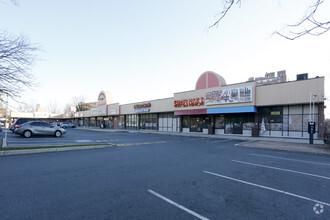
[235,142,330,157]
[76,127,325,145]
[0,145,112,156]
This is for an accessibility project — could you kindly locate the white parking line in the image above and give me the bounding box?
[203,171,330,207]
[76,140,92,143]
[232,160,330,180]
[250,153,330,166]
[148,189,209,220]
[235,140,258,146]
[209,140,231,144]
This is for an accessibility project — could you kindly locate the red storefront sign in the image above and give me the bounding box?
[174,97,204,108]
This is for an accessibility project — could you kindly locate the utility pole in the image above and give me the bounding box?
[308,92,316,144]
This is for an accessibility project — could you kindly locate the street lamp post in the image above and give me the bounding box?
[309,92,317,144]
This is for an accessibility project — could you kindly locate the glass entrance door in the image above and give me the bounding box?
[225,116,243,134]
[190,116,203,132]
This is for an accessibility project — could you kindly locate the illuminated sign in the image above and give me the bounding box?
[174,97,204,108]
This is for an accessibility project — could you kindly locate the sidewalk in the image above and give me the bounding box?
[77,127,325,144]
[77,127,330,157]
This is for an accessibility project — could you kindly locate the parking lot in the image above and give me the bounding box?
[2,128,150,147]
[0,129,329,219]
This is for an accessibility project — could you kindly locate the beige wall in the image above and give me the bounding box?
[120,98,174,115]
[107,103,120,115]
[256,77,324,106]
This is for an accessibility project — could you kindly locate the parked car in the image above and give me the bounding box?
[60,122,76,128]
[14,121,66,138]
[10,118,44,132]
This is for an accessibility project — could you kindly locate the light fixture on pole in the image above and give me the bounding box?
[309,92,317,144]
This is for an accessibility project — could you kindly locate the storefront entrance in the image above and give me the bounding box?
[189,116,211,132]
[190,116,203,132]
[225,116,243,134]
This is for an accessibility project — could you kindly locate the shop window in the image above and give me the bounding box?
[183,116,190,128]
[90,118,96,127]
[104,117,113,129]
[283,115,289,131]
[118,116,125,129]
[259,107,283,123]
[190,117,203,132]
[289,115,302,131]
[225,115,243,134]
[215,116,225,129]
[201,117,211,129]
[96,117,103,127]
[126,115,137,129]
[242,113,254,130]
[270,123,282,131]
[303,115,318,132]
[140,114,156,130]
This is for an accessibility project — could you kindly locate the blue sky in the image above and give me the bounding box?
[1,0,329,117]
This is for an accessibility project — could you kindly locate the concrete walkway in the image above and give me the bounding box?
[76,127,324,144]
[77,127,330,157]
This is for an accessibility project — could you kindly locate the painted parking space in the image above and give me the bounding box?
[1,129,329,219]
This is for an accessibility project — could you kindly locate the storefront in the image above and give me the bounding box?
[126,114,138,130]
[158,113,180,132]
[213,113,255,135]
[258,105,320,138]
[61,71,324,140]
[256,77,324,139]
[139,113,157,130]
[173,72,256,135]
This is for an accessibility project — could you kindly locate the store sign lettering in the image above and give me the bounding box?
[134,109,150,113]
[206,86,252,105]
[174,97,204,108]
[134,103,151,109]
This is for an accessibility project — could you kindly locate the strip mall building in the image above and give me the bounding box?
[67,71,325,140]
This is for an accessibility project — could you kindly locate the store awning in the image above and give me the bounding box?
[174,109,207,116]
[207,106,257,114]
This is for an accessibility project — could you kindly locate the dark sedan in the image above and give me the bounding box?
[14,121,66,138]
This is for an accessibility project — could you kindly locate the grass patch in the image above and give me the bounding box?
[0,143,112,151]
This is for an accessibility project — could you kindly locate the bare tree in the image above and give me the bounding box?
[210,0,330,40]
[275,0,330,40]
[16,101,37,113]
[0,31,39,102]
[0,0,39,103]
[47,101,61,114]
[71,96,85,112]
[63,103,73,114]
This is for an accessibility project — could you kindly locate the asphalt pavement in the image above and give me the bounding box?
[76,127,330,157]
[1,127,329,157]
[1,134,329,219]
